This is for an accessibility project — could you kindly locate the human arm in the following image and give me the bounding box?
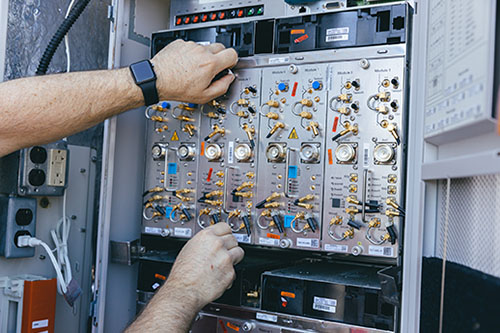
[0,40,237,157]
[125,223,245,333]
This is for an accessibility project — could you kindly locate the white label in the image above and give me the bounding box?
[256,312,278,323]
[363,143,371,167]
[326,27,349,36]
[313,303,337,314]
[313,296,337,313]
[369,245,394,257]
[324,243,348,253]
[269,57,290,64]
[174,227,192,238]
[228,141,234,164]
[234,233,251,244]
[296,238,320,248]
[145,227,166,235]
[259,237,279,246]
[32,319,49,329]
[152,282,160,290]
[326,34,349,43]
[196,41,211,46]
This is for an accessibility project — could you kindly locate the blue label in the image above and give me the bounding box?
[165,206,173,218]
[284,215,295,228]
[288,166,298,179]
[168,163,177,175]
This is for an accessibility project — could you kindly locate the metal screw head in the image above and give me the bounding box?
[71,215,77,220]
[289,64,299,74]
[359,58,370,69]
[39,255,46,260]
[80,168,86,173]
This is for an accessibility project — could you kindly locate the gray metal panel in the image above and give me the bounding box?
[3,0,110,80]
[436,176,500,279]
[0,146,97,333]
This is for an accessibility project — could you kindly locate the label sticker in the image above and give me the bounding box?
[228,141,234,164]
[155,273,166,280]
[144,227,168,235]
[174,227,192,238]
[234,233,251,244]
[165,206,173,219]
[294,34,309,44]
[363,143,371,167]
[332,116,339,132]
[326,27,349,35]
[269,57,290,64]
[369,245,394,257]
[324,243,348,253]
[288,166,298,179]
[290,29,306,35]
[168,163,177,175]
[297,238,320,248]
[267,233,280,240]
[284,215,295,228]
[328,149,333,165]
[32,319,49,329]
[152,282,160,290]
[291,82,298,97]
[326,34,349,43]
[200,141,205,156]
[288,127,299,139]
[313,296,337,314]
[226,322,240,331]
[256,312,278,323]
[281,291,296,298]
[171,131,179,141]
[259,237,279,246]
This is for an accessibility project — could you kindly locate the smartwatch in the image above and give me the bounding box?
[129,60,159,106]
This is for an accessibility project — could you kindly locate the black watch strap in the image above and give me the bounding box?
[140,80,159,106]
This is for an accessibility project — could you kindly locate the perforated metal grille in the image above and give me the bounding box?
[437,175,500,278]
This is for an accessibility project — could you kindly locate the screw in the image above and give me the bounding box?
[80,227,86,233]
[40,197,50,208]
[71,215,77,220]
[91,156,97,162]
[80,168,86,173]
[39,255,46,260]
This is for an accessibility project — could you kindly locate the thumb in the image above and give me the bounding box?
[203,74,235,100]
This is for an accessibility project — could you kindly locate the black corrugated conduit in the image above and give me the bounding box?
[36,0,92,75]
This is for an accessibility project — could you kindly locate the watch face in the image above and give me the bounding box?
[131,60,156,84]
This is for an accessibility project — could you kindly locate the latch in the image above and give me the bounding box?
[377,266,401,306]
[110,239,144,265]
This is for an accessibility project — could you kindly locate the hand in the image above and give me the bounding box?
[151,40,238,104]
[164,223,245,310]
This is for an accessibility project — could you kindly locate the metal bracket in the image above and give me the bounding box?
[109,239,144,265]
[377,265,401,306]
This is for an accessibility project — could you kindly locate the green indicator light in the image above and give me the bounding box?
[248,8,255,16]
[257,7,263,15]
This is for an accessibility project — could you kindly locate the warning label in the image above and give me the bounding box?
[171,131,179,141]
[288,127,299,139]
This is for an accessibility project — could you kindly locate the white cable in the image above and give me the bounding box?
[64,0,77,72]
[18,236,68,294]
[51,190,73,295]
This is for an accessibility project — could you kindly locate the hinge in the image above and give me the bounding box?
[107,5,114,23]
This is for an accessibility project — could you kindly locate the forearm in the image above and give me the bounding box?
[0,68,143,156]
[126,279,201,333]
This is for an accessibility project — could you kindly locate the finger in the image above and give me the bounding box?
[228,246,245,265]
[204,74,235,100]
[205,43,226,54]
[212,48,238,73]
[209,222,233,236]
[221,234,238,250]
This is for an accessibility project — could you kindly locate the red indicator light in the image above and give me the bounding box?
[183,16,191,24]
[210,13,217,21]
[237,9,244,17]
[176,17,182,25]
[193,15,199,23]
[201,14,208,22]
[218,11,226,20]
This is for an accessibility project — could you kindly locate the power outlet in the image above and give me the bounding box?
[47,149,68,187]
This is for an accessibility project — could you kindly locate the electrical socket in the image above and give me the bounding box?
[47,149,67,187]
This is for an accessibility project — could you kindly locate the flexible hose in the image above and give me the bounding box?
[36,0,92,75]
